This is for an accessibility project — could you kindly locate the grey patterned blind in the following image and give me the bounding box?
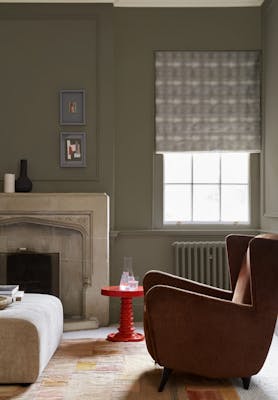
[155,51,261,152]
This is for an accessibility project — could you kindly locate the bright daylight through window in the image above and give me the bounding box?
[163,152,249,224]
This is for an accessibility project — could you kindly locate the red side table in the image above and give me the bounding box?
[101,285,144,342]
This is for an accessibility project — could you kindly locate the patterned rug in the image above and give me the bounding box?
[0,339,240,400]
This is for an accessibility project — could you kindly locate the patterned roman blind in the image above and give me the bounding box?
[155,51,261,152]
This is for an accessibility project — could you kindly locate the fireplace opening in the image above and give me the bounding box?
[0,251,59,297]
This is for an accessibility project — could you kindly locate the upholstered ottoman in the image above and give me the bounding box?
[0,293,63,383]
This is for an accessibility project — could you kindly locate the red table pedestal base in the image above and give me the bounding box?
[106,296,144,342]
[107,331,144,342]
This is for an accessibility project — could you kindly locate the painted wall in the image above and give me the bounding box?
[114,7,261,230]
[261,0,278,232]
[0,5,261,322]
[112,7,261,322]
[0,4,116,223]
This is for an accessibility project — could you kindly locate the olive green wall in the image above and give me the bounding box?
[114,7,261,321]
[115,7,261,230]
[261,0,278,232]
[0,5,261,323]
[0,4,116,224]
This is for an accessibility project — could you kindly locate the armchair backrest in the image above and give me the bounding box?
[227,234,278,314]
[226,234,254,292]
[232,251,252,305]
[249,234,278,314]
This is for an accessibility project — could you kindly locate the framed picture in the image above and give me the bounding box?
[60,89,85,125]
[60,132,86,167]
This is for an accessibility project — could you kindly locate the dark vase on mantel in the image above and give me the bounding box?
[15,159,33,192]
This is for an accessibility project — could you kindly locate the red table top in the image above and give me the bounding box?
[101,285,144,298]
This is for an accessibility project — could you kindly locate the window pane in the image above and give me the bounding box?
[162,152,251,225]
[164,153,191,183]
[164,184,191,222]
[221,153,249,184]
[193,153,220,183]
[193,185,219,221]
[221,185,249,222]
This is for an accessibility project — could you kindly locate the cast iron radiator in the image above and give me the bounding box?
[172,241,231,290]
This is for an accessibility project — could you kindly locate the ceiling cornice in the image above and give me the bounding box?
[114,0,264,6]
[0,0,265,6]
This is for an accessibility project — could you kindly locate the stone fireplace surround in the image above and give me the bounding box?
[0,193,109,331]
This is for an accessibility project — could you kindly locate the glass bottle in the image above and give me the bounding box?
[119,256,134,290]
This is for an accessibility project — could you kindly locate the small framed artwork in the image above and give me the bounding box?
[60,132,86,167]
[60,89,85,125]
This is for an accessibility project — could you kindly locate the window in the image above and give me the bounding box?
[163,152,249,224]
[153,51,261,228]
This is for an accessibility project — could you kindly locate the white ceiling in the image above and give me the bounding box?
[0,0,265,6]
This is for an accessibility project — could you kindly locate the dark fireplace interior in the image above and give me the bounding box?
[0,251,60,297]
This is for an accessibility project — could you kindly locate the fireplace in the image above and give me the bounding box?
[1,251,60,296]
[0,193,109,330]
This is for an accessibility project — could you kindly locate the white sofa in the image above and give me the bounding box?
[0,293,63,383]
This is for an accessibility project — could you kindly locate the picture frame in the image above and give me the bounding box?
[60,89,85,125]
[60,132,86,168]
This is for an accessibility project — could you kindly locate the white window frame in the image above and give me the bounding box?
[152,152,260,230]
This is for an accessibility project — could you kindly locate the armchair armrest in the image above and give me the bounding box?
[143,270,233,300]
[144,285,264,378]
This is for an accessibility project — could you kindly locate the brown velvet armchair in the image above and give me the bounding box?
[143,234,278,391]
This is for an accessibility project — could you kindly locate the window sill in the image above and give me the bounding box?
[110,227,260,238]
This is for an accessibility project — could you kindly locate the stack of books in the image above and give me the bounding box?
[0,285,24,301]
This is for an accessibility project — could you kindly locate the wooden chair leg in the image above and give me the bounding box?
[158,367,172,392]
[242,376,251,390]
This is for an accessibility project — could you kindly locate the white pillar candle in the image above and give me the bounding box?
[4,173,15,193]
